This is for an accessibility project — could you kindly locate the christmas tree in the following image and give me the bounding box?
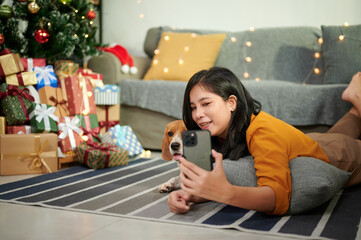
[0,0,99,63]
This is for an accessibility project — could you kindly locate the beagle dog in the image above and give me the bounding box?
[158,120,187,193]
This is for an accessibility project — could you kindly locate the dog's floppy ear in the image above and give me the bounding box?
[161,124,173,161]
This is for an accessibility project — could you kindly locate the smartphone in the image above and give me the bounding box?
[182,130,213,171]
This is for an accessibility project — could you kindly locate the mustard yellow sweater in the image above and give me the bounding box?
[246,111,329,215]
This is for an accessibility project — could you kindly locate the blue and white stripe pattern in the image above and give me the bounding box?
[0,158,360,240]
[94,85,121,105]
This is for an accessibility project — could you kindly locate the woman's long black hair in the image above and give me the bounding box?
[182,67,261,159]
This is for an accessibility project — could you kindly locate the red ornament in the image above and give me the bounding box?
[0,34,4,44]
[34,29,49,44]
[86,10,96,20]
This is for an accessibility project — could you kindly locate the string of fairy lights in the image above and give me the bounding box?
[136,1,354,84]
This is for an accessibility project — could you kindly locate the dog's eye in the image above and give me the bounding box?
[168,131,174,137]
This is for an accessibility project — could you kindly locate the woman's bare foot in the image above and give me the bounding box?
[342,72,361,117]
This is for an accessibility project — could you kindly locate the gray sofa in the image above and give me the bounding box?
[89,25,357,150]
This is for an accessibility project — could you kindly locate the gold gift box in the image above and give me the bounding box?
[5,71,37,86]
[0,117,5,135]
[0,53,24,77]
[0,133,58,175]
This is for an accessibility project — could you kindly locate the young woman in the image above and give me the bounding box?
[168,67,361,215]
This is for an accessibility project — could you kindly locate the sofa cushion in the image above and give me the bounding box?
[143,32,226,81]
[321,24,361,84]
[223,156,350,215]
[216,27,324,84]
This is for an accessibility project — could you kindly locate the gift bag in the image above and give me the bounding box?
[102,125,144,158]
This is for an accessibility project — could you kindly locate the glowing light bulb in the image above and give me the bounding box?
[255,78,260,82]
[339,35,345,41]
[82,135,89,142]
[318,38,323,44]
[191,33,197,38]
[246,41,252,47]
[82,16,85,19]
[178,59,184,65]
[137,0,142,4]
[245,57,252,63]
[74,34,78,37]
[164,35,170,41]
[139,13,144,18]
[243,72,249,78]
[153,59,158,65]
[344,22,349,27]
[314,68,320,74]
[89,21,93,25]
[85,34,89,38]
[249,27,255,32]
[184,46,189,52]
[230,37,237,42]
[314,52,320,58]
[154,49,160,55]
[163,67,169,73]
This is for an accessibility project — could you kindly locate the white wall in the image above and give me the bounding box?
[102,0,361,56]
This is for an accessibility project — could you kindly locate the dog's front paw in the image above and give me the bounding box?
[158,182,175,193]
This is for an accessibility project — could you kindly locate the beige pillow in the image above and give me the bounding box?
[143,32,226,81]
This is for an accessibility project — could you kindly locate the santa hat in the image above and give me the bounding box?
[103,44,138,75]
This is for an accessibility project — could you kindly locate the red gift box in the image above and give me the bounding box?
[20,58,46,71]
[61,75,96,115]
[78,68,103,87]
[57,116,83,153]
[6,125,31,134]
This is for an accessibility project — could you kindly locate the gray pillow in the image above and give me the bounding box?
[321,24,361,84]
[223,156,350,215]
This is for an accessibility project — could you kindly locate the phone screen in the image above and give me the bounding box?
[182,130,212,171]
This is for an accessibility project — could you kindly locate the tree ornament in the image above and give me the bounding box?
[0,5,13,18]
[0,34,5,44]
[34,28,49,44]
[86,9,96,20]
[28,1,40,14]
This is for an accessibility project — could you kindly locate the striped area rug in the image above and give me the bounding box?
[0,158,360,240]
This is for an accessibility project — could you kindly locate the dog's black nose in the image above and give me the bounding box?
[171,142,180,151]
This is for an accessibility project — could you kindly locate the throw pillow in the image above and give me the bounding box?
[321,24,361,84]
[143,32,226,81]
[222,156,350,215]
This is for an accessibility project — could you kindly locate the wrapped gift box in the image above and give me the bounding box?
[34,65,58,90]
[96,105,120,135]
[20,57,46,71]
[5,71,37,86]
[6,125,31,134]
[101,125,144,158]
[28,103,59,133]
[74,142,128,169]
[0,83,34,125]
[78,68,103,88]
[57,116,83,153]
[38,86,69,117]
[0,49,24,77]
[94,85,121,105]
[0,133,58,175]
[54,60,79,76]
[62,75,96,115]
[76,114,100,143]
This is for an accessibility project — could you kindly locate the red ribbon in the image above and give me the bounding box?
[98,105,119,131]
[83,142,119,168]
[49,96,68,113]
[0,85,34,122]
[15,73,25,86]
[81,126,101,143]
